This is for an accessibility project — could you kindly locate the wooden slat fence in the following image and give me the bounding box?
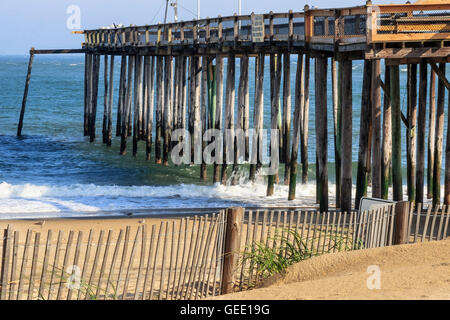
[1,203,449,299]
[237,204,450,290]
[0,211,227,300]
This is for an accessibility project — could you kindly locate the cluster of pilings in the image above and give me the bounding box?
[83,52,313,198]
[82,51,450,212]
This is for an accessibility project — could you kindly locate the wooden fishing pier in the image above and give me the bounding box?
[17,2,450,212]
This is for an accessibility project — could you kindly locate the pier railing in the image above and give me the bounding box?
[82,3,450,50]
[368,3,450,43]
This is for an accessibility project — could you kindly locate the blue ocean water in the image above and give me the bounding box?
[0,54,447,218]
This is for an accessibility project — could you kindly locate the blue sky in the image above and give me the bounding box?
[0,0,404,54]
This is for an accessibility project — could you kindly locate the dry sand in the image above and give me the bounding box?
[215,238,450,300]
[0,216,177,235]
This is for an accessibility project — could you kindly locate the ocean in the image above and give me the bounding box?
[0,54,447,218]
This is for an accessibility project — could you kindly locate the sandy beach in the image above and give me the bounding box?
[0,216,178,236]
[213,238,450,300]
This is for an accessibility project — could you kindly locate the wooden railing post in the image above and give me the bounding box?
[304,5,313,44]
[221,207,243,295]
[393,201,410,245]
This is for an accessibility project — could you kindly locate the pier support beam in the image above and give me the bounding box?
[201,56,208,181]
[89,54,100,143]
[433,63,446,206]
[282,53,292,185]
[288,53,304,200]
[120,55,135,155]
[213,56,224,183]
[340,59,352,212]
[84,53,92,137]
[155,56,164,164]
[163,56,173,166]
[315,56,328,212]
[17,49,35,137]
[332,59,341,205]
[250,53,265,182]
[300,55,310,184]
[427,69,436,199]
[116,54,127,137]
[406,64,417,202]
[391,65,403,202]
[222,54,235,185]
[371,59,382,199]
[416,61,428,204]
[355,60,372,209]
[445,85,450,206]
[145,56,155,161]
[268,53,282,196]
[381,64,392,200]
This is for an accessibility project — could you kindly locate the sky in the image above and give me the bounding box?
[0,0,406,55]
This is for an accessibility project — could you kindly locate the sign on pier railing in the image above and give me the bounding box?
[251,14,265,42]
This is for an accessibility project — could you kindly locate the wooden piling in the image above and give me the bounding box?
[145,56,155,161]
[428,69,436,199]
[201,56,208,181]
[288,54,304,200]
[315,56,328,212]
[445,89,450,205]
[179,56,187,134]
[433,63,446,206]
[371,59,382,199]
[391,65,403,202]
[341,59,352,213]
[173,57,180,135]
[355,60,372,209]
[120,55,135,155]
[300,55,310,184]
[268,53,282,196]
[106,55,114,147]
[90,54,100,143]
[250,53,265,182]
[17,50,35,137]
[84,53,92,137]
[237,54,250,163]
[116,54,127,137]
[155,56,164,164]
[416,62,427,204]
[221,54,235,185]
[381,64,392,200]
[133,55,143,157]
[102,55,109,145]
[213,56,224,183]
[163,56,173,166]
[332,59,342,205]
[193,56,202,166]
[407,64,417,202]
[282,53,291,185]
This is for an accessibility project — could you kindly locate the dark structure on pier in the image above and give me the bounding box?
[18,2,450,212]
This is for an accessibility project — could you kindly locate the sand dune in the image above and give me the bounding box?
[215,238,450,300]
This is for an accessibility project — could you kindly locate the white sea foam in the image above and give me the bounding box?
[0,181,439,217]
[0,181,328,215]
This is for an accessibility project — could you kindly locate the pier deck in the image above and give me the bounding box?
[81,3,450,62]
